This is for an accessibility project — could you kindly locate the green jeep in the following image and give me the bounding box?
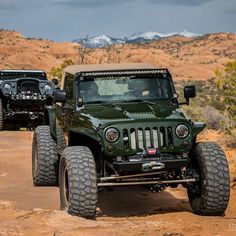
[32,63,230,219]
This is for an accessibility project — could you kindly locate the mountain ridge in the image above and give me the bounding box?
[73,30,202,48]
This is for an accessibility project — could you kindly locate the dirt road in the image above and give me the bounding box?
[0,131,235,236]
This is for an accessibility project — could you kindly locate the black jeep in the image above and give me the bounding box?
[0,69,56,130]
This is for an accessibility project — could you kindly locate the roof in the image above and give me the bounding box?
[64,63,158,75]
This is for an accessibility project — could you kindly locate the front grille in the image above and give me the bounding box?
[18,80,39,94]
[123,126,174,150]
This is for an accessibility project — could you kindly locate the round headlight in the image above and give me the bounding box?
[45,84,52,91]
[105,128,119,142]
[4,83,11,94]
[4,83,11,90]
[176,124,189,138]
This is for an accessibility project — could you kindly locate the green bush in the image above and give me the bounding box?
[49,59,74,85]
[216,60,236,123]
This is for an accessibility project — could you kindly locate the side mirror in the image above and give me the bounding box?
[53,89,66,103]
[184,85,196,100]
[179,85,196,105]
[77,97,84,107]
[52,78,59,86]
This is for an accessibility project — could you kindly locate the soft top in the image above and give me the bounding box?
[64,63,159,75]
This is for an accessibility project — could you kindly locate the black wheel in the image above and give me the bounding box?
[56,127,67,153]
[0,98,3,131]
[187,142,230,216]
[59,146,98,219]
[32,125,58,186]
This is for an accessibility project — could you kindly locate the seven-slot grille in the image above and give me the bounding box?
[122,127,174,150]
[18,80,39,94]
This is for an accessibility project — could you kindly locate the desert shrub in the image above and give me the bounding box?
[209,97,225,111]
[202,105,225,130]
[181,105,203,122]
[214,61,236,147]
[77,44,92,64]
[182,105,225,131]
[49,59,74,84]
[215,60,236,123]
[221,116,236,137]
[225,135,236,148]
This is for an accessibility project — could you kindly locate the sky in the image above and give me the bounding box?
[0,0,235,41]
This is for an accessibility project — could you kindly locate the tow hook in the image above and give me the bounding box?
[30,114,37,120]
[142,161,165,172]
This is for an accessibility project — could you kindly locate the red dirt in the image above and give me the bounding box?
[0,131,235,236]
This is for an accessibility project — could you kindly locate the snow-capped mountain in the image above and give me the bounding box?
[74,35,125,48]
[127,31,161,44]
[73,30,202,48]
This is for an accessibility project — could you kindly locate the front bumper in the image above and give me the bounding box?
[4,95,48,121]
[112,153,189,173]
[10,94,47,102]
[4,110,44,121]
[113,159,188,172]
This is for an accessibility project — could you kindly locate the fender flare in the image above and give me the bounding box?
[44,105,57,139]
[69,127,101,145]
[192,122,206,135]
[68,128,102,157]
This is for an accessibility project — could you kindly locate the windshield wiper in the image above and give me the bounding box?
[85,100,114,105]
[85,100,104,104]
[86,99,157,106]
[124,99,155,105]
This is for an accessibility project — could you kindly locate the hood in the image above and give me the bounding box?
[82,101,185,127]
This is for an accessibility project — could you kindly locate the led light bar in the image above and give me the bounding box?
[80,69,169,77]
[0,70,47,79]
[1,69,45,73]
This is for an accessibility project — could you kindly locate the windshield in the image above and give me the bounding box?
[78,75,174,104]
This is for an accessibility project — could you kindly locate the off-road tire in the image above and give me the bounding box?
[0,98,3,131]
[57,127,67,153]
[59,146,97,219]
[32,125,58,186]
[188,142,230,216]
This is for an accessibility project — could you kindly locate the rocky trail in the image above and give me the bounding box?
[0,131,235,236]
